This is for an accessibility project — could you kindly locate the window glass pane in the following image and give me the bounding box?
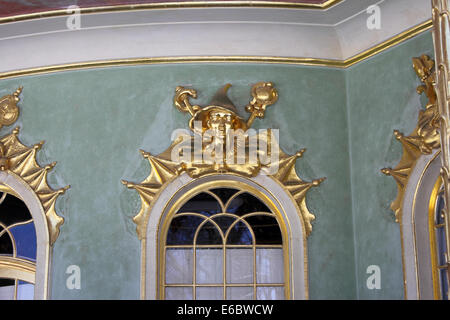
[0,278,14,300]
[163,186,286,300]
[196,248,223,284]
[165,287,192,300]
[0,194,31,226]
[165,248,193,284]
[9,222,36,261]
[256,248,284,284]
[256,287,284,300]
[227,286,253,300]
[210,188,239,206]
[226,222,252,245]
[177,193,221,216]
[245,216,282,245]
[437,226,447,266]
[226,248,253,284]
[0,230,13,255]
[226,192,271,216]
[440,268,448,300]
[196,222,222,245]
[17,280,34,300]
[166,215,204,245]
[212,216,236,235]
[436,191,445,225]
[196,287,223,300]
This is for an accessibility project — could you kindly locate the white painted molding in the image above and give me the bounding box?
[0,0,431,74]
[144,173,307,300]
[402,150,440,300]
[0,171,51,300]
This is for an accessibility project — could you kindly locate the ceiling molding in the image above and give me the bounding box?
[0,19,432,80]
[0,0,431,75]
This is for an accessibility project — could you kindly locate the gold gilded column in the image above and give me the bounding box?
[432,0,450,299]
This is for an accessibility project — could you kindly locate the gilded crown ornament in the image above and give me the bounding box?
[0,88,69,245]
[382,55,441,222]
[123,82,325,239]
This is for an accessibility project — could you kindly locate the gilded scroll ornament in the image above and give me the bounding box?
[0,88,69,245]
[123,83,325,239]
[0,87,21,129]
[382,55,441,222]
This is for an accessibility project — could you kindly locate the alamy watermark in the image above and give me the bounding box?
[170,121,280,175]
[366,4,381,30]
[66,5,81,30]
[66,264,81,290]
[366,265,381,290]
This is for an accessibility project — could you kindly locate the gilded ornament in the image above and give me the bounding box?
[123,83,325,239]
[382,55,441,222]
[0,88,69,245]
[0,87,21,129]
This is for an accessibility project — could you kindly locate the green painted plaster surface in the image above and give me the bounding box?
[0,64,354,299]
[346,31,435,299]
[0,29,434,300]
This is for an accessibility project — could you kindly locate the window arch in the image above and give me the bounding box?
[428,174,448,299]
[160,182,287,300]
[0,89,69,300]
[0,184,37,299]
[141,173,308,300]
[400,150,441,299]
[0,171,53,300]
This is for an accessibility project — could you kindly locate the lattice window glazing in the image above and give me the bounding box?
[431,184,448,300]
[163,187,285,300]
[0,188,36,300]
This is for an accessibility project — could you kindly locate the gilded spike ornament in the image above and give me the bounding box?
[0,88,69,245]
[123,83,325,239]
[381,55,441,222]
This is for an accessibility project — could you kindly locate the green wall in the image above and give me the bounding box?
[0,30,433,299]
[0,64,354,299]
[346,31,434,299]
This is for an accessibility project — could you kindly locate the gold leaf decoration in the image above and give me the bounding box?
[123,83,325,239]
[0,89,69,245]
[382,55,441,222]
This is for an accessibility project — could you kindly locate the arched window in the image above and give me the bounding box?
[397,150,443,299]
[429,176,448,300]
[133,173,308,300]
[161,185,286,300]
[0,185,36,300]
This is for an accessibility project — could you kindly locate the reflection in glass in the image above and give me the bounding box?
[177,193,221,216]
[256,287,284,300]
[245,215,282,245]
[196,222,222,245]
[226,249,253,284]
[196,287,223,300]
[196,248,223,284]
[165,248,193,284]
[166,215,204,245]
[226,192,271,216]
[435,190,448,300]
[226,222,252,245]
[0,191,37,300]
[210,188,239,205]
[164,187,285,300]
[165,287,192,300]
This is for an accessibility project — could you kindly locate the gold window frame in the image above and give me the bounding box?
[158,179,290,300]
[428,175,448,299]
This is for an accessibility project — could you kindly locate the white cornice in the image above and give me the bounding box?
[0,0,432,74]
